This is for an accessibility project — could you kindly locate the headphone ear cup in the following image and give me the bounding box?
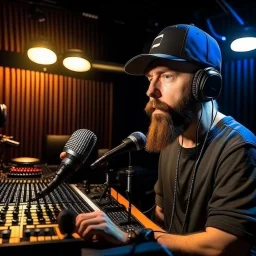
[192,69,204,101]
[192,67,222,102]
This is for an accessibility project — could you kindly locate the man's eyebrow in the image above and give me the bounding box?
[146,68,172,77]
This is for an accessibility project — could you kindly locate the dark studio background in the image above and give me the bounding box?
[0,0,256,210]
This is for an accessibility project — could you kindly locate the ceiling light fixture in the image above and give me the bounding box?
[215,0,256,53]
[26,4,57,65]
[62,49,91,72]
[27,38,57,65]
[230,26,256,52]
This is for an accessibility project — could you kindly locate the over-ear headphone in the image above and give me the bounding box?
[192,67,222,102]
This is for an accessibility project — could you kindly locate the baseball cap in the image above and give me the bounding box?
[124,24,222,75]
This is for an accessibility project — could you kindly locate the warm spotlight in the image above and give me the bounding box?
[27,39,57,65]
[62,49,91,72]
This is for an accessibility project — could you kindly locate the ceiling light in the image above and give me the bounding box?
[62,49,91,72]
[27,39,57,65]
[230,26,256,52]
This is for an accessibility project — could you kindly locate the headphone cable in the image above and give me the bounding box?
[181,99,216,234]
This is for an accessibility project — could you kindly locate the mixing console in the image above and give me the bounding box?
[0,163,145,248]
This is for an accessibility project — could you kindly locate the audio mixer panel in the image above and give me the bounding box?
[0,164,148,248]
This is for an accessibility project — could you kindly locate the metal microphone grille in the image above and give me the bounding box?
[128,131,147,150]
[64,129,97,157]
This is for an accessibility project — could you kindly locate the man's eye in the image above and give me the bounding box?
[162,74,173,80]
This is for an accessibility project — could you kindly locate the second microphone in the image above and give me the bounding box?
[90,131,147,170]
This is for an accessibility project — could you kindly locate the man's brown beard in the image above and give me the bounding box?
[145,112,173,152]
[144,94,194,152]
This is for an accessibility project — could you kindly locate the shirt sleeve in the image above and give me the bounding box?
[154,180,164,208]
[206,145,256,243]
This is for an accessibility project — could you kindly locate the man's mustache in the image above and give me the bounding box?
[145,99,172,116]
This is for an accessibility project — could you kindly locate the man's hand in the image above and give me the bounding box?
[60,154,128,245]
[76,210,128,244]
[60,152,67,159]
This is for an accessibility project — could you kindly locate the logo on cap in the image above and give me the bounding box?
[151,34,164,49]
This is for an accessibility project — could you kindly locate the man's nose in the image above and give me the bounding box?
[146,81,161,98]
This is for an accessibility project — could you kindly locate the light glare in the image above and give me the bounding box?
[63,57,91,72]
[27,47,57,64]
[231,37,256,52]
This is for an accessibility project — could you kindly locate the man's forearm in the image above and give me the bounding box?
[155,227,250,256]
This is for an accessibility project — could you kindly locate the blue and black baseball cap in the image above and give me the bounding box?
[124,24,222,75]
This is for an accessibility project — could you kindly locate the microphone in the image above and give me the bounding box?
[57,209,77,238]
[31,129,97,201]
[90,131,147,169]
[4,138,20,146]
[0,135,20,146]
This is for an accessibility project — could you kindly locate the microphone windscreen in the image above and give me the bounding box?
[64,129,97,162]
[57,209,77,236]
[127,131,147,150]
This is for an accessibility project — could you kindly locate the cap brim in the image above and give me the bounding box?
[124,53,200,75]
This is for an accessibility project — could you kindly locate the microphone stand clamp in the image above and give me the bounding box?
[98,163,113,205]
[125,165,134,224]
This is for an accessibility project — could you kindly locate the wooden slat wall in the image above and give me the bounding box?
[0,2,113,162]
[0,67,113,161]
[219,58,256,133]
[209,6,256,134]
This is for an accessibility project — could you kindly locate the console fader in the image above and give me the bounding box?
[0,163,145,247]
